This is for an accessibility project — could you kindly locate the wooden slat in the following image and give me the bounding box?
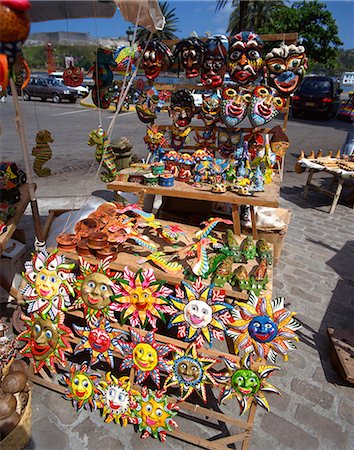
[164,33,298,46]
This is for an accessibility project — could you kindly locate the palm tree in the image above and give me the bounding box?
[136,1,179,43]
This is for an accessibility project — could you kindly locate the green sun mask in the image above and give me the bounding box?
[231,369,260,396]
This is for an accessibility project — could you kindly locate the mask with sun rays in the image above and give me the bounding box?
[216,353,280,415]
[96,373,139,427]
[133,386,179,441]
[73,320,125,367]
[21,249,75,320]
[61,363,100,412]
[164,343,219,403]
[248,85,285,128]
[168,278,233,348]
[119,328,172,388]
[17,312,72,373]
[227,292,301,363]
[72,257,121,328]
[113,267,175,329]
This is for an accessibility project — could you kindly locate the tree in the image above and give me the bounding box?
[136,1,179,43]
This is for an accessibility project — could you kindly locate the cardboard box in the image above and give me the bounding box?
[0,239,26,291]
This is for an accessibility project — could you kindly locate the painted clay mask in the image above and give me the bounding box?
[173,37,205,78]
[133,343,158,372]
[220,85,251,128]
[200,93,221,128]
[265,43,307,95]
[63,65,83,87]
[169,89,195,129]
[62,363,100,411]
[269,125,290,160]
[184,299,213,329]
[228,31,264,86]
[232,369,261,396]
[201,35,229,88]
[81,272,113,310]
[248,316,278,342]
[30,315,59,360]
[218,128,243,158]
[248,85,285,127]
[141,39,173,80]
[135,87,160,123]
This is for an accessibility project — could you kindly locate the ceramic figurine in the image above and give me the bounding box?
[169,89,195,150]
[199,92,221,129]
[248,85,285,128]
[17,312,72,373]
[144,124,168,162]
[177,153,194,182]
[173,36,205,78]
[168,277,232,347]
[232,265,249,290]
[141,38,173,80]
[210,158,230,184]
[269,125,290,161]
[96,373,138,426]
[21,248,75,320]
[133,386,179,441]
[194,161,210,186]
[220,86,251,129]
[88,47,117,109]
[164,343,219,402]
[228,31,264,86]
[32,129,54,177]
[192,146,214,163]
[61,363,100,412]
[201,34,229,88]
[138,252,184,275]
[245,131,264,160]
[241,236,257,261]
[218,128,244,159]
[112,266,174,328]
[119,328,172,388]
[256,239,273,265]
[87,126,118,182]
[211,256,234,287]
[265,43,307,96]
[63,64,83,87]
[72,257,121,328]
[216,353,280,415]
[73,320,125,367]
[163,150,178,176]
[228,292,301,362]
[252,164,265,192]
[233,260,269,296]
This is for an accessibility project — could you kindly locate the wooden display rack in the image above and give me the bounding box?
[327,328,354,384]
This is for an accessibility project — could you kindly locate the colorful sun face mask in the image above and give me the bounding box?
[265,43,307,96]
[17,312,72,373]
[201,34,229,88]
[173,36,205,78]
[228,31,264,86]
[62,363,100,411]
[168,277,232,348]
[199,93,221,128]
[72,257,120,328]
[218,128,243,159]
[96,373,138,426]
[141,38,173,80]
[216,353,280,415]
[220,85,251,128]
[113,267,174,328]
[119,328,172,388]
[21,249,75,320]
[63,64,83,87]
[248,85,285,128]
[228,292,301,363]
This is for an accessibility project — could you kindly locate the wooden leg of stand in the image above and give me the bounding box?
[329,177,344,214]
[137,189,146,206]
[250,206,258,240]
[232,204,241,236]
[241,401,257,450]
[304,169,315,199]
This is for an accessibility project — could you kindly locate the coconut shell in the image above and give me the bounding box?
[9,359,29,376]
[0,411,20,439]
[0,388,4,401]
[0,393,16,419]
[1,371,27,394]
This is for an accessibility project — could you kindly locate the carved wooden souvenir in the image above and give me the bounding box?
[168,278,232,347]
[87,126,118,182]
[169,89,195,150]
[96,373,138,426]
[210,158,230,184]
[201,34,228,88]
[163,150,179,176]
[173,36,205,78]
[144,124,168,162]
[216,353,280,414]
[135,85,162,123]
[61,363,100,411]
[252,165,265,192]
[177,153,194,182]
[63,64,83,87]
[265,43,307,96]
[218,128,244,159]
[164,343,219,402]
[112,266,174,328]
[248,86,285,128]
[21,249,75,320]
[256,239,273,265]
[88,47,117,109]
[119,328,172,388]
[220,86,251,128]
[133,386,179,441]
[73,320,125,367]
[31,129,54,177]
[141,38,173,80]
[72,257,121,328]
[199,92,221,128]
[17,312,72,373]
[269,125,290,161]
[241,236,257,261]
[195,217,233,240]
[228,292,301,362]
[228,31,264,86]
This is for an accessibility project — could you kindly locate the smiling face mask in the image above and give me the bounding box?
[248,85,285,127]
[220,85,251,128]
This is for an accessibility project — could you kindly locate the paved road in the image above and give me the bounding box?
[1,99,353,450]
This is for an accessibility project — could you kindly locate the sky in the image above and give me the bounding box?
[30,0,354,49]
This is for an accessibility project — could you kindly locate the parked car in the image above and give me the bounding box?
[291,76,342,119]
[22,76,78,103]
[50,72,90,98]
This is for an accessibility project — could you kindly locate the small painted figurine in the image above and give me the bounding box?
[141,38,173,80]
[163,150,179,177]
[256,239,273,265]
[144,124,168,162]
[173,36,205,78]
[169,89,195,150]
[201,34,229,88]
[241,236,257,261]
[248,85,285,128]
[88,47,117,109]
[252,164,265,191]
[87,126,118,182]
[210,158,230,184]
[232,265,249,290]
[32,129,54,177]
[220,85,251,129]
[177,153,194,183]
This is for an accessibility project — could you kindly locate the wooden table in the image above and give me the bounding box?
[107,175,281,240]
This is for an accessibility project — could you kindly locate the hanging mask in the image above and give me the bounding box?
[201,35,228,88]
[63,64,83,87]
[169,89,195,129]
[199,93,221,128]
[269,125,290,160]
[173,37,205,78]
[220,85,251,128]
[218,128,243,158]
[135,85,162,123]
[265,43,307,96]
[248,85,285,128]
[141,38,173,80]
[228,31,264,86]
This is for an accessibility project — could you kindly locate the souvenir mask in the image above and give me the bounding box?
[228,292,301,363]
[228,31,264,85]
[164,343,218,402]
[141,39,173,80]
[200,93,221,127]
[134,386,179,441]
[17,312,72,373]
[248,85,285,127]
[62,363,100,411]
[169,89,195,128]
[169,277,232,347]
[201,35,229,88]
[135,86,160,123]
[173,37,205,78]
[120,328,172,388]
[269,125,290,159]
[220,86,251,128]
[218,128,243,158]
[63,65,83,87]
[265,44,307,95]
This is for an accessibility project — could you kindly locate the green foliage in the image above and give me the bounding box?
[136,1,179,43]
